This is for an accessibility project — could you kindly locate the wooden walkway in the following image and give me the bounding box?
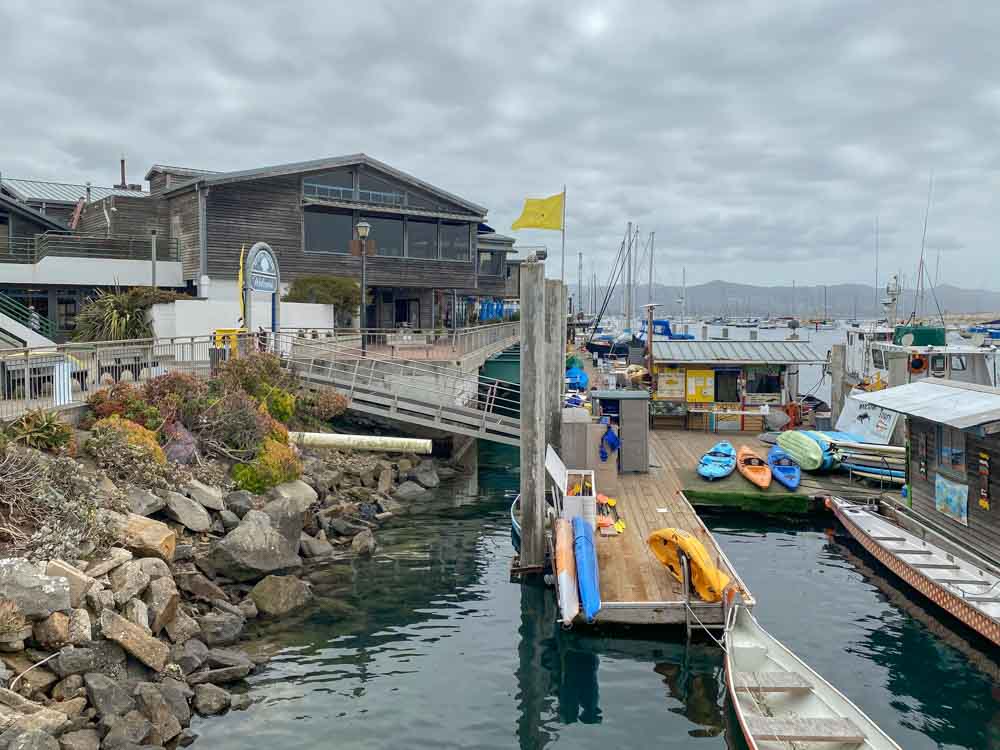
[594,430,756,626]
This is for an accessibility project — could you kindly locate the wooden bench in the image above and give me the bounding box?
[390,341,433,358]
[733,670,812,694]
[744,716,865,744]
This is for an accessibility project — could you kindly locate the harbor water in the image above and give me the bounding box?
[192,462,1000,750]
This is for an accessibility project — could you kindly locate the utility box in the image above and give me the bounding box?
[591,390,650,473]
[561,408,593,470]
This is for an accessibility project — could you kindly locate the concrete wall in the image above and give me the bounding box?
[0,257,183,287]
[149,297,335,339]
[0,310,56,347]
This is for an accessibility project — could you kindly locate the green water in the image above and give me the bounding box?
[193,468,1000,749]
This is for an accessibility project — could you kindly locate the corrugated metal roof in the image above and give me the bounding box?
[651,339,824,364]
[853,380,1000,429]
[1,178,146,204]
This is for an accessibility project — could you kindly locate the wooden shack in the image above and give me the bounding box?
[855,380,1000,567]
[649,339,823,431]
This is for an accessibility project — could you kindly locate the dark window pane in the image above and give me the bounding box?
[479,251,502,276]
[407,219,438,259]
[304,209,353,254]
[303,169,354,201]
[440,222,470,261]
[358,170,404,207]
[362,216,403,257]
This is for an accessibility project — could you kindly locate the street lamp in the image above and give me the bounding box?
[356,220,371,353]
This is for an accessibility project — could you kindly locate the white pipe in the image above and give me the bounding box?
[289,432,432,454]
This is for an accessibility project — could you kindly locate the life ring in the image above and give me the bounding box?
[909,355,927,374]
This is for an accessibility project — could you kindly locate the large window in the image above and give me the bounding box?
[937,425,966,475]
[479,251,503,276]
[407,219,438,259]
[440,222,470,261]
[304,208,353,254]
[303,169,354,201]
[362,216,403,257]
[746,366,781,394]
[358,170,404,207]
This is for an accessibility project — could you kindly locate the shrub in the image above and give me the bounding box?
[86,383,162,431]
[143,371,209,427]
[198,389,271,459]
[4,410,75,455]
[282,275,360,309]
[231,438,302,494]
[263,415,290,445]
[295,388,348,424]
[74,287,188,342]
[87,416,177,489]
[218,352,291,399]
[263,388,296,423]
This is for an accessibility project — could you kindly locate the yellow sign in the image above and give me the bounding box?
[511,191,565,231]
[657,367,685,399]
[686,369,715,403]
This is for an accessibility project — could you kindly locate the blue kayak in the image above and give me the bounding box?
[767,445,801,490]
[572,516,601,622]
[697,441,736,480]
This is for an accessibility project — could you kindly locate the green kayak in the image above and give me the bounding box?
[776,431,824,471]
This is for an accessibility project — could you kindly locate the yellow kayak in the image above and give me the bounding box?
[647,528,731,603]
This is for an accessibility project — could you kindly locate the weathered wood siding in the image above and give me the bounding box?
[908,418,1000,559]
[76,197,164,238]
[476,276,507,295]
[167,192,201,279]
[36,204,75,226]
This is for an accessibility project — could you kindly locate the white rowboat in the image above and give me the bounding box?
[725,606,901,749]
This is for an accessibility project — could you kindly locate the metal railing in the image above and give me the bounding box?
[0,232,181,265]
[0,292,58,339]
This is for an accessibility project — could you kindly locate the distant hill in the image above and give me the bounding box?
[575,281,1000,318]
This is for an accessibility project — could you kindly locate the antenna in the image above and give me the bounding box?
[874,215,879,315]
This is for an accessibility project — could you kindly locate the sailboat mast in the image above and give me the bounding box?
[577,251,583,317]
[624,221,633,329]
[647,231,655,306]
[874,215,879,316]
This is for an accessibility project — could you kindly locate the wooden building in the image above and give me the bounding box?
[855,380,1000,566]
[649,339,823,431]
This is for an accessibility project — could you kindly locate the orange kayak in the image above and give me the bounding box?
[737,445,772,489]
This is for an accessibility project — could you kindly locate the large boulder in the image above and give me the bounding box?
[66,609,91,646]
[199,511,301,583]
[57,729,99,750]
[157,679,192,727]
[136,558,171,581]
[84,548,132,579]
[143,577,179,635]
[268,480,317,509]
[33,612,71,650]
[44,561,95,609]
[121,515,176,562]
[164,492,212,533]
[51,647,98,679]
[109,562,150,607]
[101,709,151,748]
[172,570,227,603]
[163,609,201,645]
[249,575,312,617]
[98,611,169,672]
[84,673,135,718]
[163,423,199,466]
[186,665,251,685]
[196,612,244,647]
[351,529,377,556]
[172,639,208,675]
[133,682,182,745]
[393,481,427,502]
[192,684,230,716]
[223,491,261,519]
[299,531,333,558]
[413,460,440,489]
[126,487,165,517]
[262,497,306,555]
[184,480,225,511]
[0,559,71,619]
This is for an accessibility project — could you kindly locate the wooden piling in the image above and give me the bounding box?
[545,279,565,453]
[519,258,547,569]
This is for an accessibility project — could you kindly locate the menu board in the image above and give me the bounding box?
[686,369,715,403]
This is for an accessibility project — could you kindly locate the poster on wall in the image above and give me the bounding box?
[935,473,969,526]
[834,390,900,445]
[657,367,685,399]
[686,369,714,403]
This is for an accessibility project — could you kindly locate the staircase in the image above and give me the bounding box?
[0,293,57,349]
[278,334,522,446]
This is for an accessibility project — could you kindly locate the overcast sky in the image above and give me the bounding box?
[3,1,999,289]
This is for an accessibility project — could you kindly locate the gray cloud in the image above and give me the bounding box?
[2,0,999,289]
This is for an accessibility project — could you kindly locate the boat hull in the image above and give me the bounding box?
[697,441,736,481]
[554,519,580,626]
[767,446,801,490]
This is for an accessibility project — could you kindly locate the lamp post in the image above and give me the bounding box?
[356,220,371,354]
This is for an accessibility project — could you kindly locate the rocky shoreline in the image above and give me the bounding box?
[0,445,449,750]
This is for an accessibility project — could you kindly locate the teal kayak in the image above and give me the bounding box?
[573,516,601,622]
[697,441,736,480]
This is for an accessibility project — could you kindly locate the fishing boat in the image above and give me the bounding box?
[737,446,771,489]
[553,519,580,627]
[725,605,902,749]
[766,446,801,490]
[697,441,737,481]
[573,516,601,622]
[829,497,1000,645]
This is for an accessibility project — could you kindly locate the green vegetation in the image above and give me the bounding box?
[282,275,360,309]
[4,409,76,455]
[74,287,187,342]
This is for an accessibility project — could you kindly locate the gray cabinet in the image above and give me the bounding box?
[591,390,650,473]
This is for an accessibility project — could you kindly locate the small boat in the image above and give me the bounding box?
[776,430,841,471]
[572,516,601,622]
[553,519,580,627]
[697,441,736,481]
[767,446,801,490]
[737,446,772,489]
[845,468,905,485]
[726,605,902,749]
[830,497,1000,646]
[647,528,731,603]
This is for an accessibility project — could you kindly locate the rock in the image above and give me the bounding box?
[8,730,59,750]
[186,665,250,685]
[172,639,208,675]
[83,587,113,617]
[236,600,257,620]
[0,707,69,742]
[108,563,150,608]
[351,529,377,556]
[67,610,91,646]
[98,611,169,673]
[50,696,86,718]
[84,549,132,579]
[121,600,150,632]
[142,577,178,636]
[172,571,225,603]
[192,685,229,716]
[196,613,243,647]
[437,465,458,479]
[163,423,199,467]
[157,679,192,727]
[311,469,342,494]
[0,559,71,620]
[87,641,126,678]
[377,468,393,494]
[223,492,260,519]
[33,612,71,649]
[199,511,301,583]
[101,709,150,748]
[172,544,194,563]
[163,492,212,534]
[44,562,95,609]
[184,480,224,511]
[268,480,317,509]
[249,576,312,617]
[209,518,226,536]
[413,460,440,488]
[133,682,181,745]
[229,693,252,712]
[378,495,403,514]
[84,673,135,718]
[209,600,243,620]
[163,610,200,645]
[126,488,164,518]
[135,559,171,582]
[393,481,427,501]
[219,511,240,532]
[51,647,98,679]
[57,729,99,750]
[261,498,305,554]
[396,458,413,473]
[121,516,176,563]
[51,674,84,701]
[205,648,252,670]
[299,531,334,558]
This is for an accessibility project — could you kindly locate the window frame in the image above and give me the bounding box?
[303,207,354,255]
[936,424,967,478]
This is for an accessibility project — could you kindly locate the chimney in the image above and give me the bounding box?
[117,156,127,189]
[85,182,92,203]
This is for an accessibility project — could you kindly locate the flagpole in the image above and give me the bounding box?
[560,185,566,285]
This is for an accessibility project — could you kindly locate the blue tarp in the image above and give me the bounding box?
[566,366,589,390]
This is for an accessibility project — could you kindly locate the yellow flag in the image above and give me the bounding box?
[512,191,564,231]
[237,244,246,326]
